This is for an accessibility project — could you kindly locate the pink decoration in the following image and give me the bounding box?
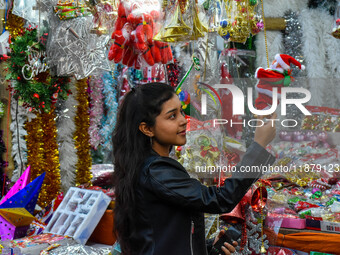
[317,132,328,142]
[279,131,293,141]
[88,78,104,150]
[312,187,321,194]
[0,216,29,240]
[0,166,31,206]
[0,173,46,240]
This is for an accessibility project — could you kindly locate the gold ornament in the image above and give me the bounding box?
[74,78,92,186]
[155,3,191,42]
[219,0,261,43]
[154,0,207,42]
[5,13,24,38]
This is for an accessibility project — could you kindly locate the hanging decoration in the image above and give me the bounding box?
[218,0,263,43]
[88,76,104,150]
[55,79,77,192]
[74,79,92,186]
[107,0,173,69]
[6,28,70,113]
[25,110,61,208]
[47,14,111,79]
[100,70,119,153]
[5,13,25,39]
[166,58,182,88]
[83,0,118,35]
[21,46,49,80]
[154,0,208,42]
[10,96,36,182]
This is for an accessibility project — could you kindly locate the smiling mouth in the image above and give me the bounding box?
[178,130,186,135]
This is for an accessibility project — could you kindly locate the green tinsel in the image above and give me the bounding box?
[6,28,70,113]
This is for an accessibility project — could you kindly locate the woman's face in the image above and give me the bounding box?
[151,94,188,156]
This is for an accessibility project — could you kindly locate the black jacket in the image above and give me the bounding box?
[131,142,275,255]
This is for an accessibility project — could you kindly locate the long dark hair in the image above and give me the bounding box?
[112,83,175,254]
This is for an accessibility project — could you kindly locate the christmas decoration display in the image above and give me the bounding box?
[0,0,340,253]
[254,54,305,111]
[218,0,263,43]
[108,0,173,68]
[74,79,92,186]
[6,28,70,113]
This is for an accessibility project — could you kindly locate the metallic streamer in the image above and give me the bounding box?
[48,243,111,255]
[282,10,306,129]
[26,110,61,208]
[74,79,92,186]
[88,76,104,150]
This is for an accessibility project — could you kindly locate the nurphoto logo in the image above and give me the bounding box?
[201,84,312,128]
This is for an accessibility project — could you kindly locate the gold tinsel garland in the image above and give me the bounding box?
[5,13,24,38]
[26,110,61,208]
[74,78,92,186]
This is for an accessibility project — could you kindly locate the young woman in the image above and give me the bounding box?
[113,83,276,255]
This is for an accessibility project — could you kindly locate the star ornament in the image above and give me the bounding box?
[0,172,46,240]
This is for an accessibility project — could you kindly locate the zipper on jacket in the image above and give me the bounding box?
[190,220,194,255]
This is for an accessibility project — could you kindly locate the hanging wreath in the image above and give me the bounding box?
[6,27,70,113]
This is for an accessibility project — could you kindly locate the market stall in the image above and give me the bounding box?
[0,0,339,254]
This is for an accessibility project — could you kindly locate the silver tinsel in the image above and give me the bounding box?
[48,244,111,255]
[284,10,305,77]
[281,10,306,130]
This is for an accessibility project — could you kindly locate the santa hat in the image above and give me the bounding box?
[273,54,305,71]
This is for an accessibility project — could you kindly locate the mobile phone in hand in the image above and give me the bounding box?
[209,226,241,255]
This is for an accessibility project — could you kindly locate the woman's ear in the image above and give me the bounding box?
[139,122,154,137]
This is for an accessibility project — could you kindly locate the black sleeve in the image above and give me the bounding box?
[145,142,275,214]
[206,238,214,253]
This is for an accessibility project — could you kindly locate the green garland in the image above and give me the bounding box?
[6,28,70,113]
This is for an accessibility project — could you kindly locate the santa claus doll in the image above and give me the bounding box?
[255,54,305,110]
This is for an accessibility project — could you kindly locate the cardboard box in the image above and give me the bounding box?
[89,209,116,245]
